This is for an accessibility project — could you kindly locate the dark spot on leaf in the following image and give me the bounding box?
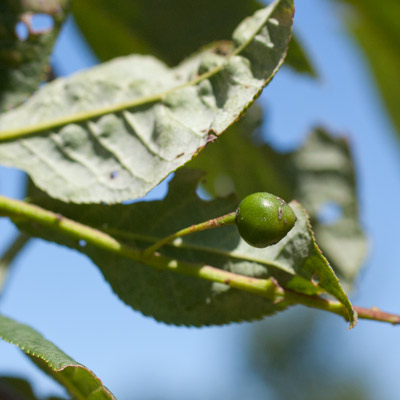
[175,153,184,159]
[110,171,118,179]
[224,279,231,285]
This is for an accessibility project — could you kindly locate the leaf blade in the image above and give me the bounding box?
[72,0,315,77]
[16,168,355,327]
[0,315,116,400]
[0,0,294,204]
[190,123,367,290]
[339,0,400,138]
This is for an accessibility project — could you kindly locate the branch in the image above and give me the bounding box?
[0,194,398,325]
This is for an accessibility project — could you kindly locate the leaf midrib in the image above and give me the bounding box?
[103,227,294,274]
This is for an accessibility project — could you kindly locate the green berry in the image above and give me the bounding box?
[235,192,296,248]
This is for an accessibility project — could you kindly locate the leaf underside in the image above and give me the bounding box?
[0,315,116,400]
[0,0,294,204]
[17,168,355,327]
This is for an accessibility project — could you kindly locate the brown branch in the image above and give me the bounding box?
[353,306,400,325]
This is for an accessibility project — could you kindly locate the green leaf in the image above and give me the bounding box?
[285,34,317,77]
[339,0,400,137]
[72,0,261,65]
[0,376,40,400]
[17,169,356,327]
[0,0,70,112]
[189,122,367,289]
[0,315,116,400]
[0,376,64,400]
[72,0,315,77]
[0,0,294,204]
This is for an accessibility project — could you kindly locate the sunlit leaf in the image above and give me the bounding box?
[0,315,116,400]
[0,0,294,204]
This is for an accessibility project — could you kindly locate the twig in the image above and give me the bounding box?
[0,194,399,326]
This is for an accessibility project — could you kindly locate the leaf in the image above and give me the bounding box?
[292,130,367,286]
[0,0,70,112]
[190,123,367,289]
[0,0,294,204]
[285,34,317,77]
[72,0,315,76]
[0,376,40,400]
[338,0,400,138]
[72,0,261,65]
[16,169,356,327]
[0,314,116,400]
[0,376,64,400]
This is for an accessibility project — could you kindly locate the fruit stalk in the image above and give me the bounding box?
[142,212,236,256]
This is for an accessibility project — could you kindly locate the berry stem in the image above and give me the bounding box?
[142,212,236,257]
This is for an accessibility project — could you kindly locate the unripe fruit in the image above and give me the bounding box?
[236,192,296,248]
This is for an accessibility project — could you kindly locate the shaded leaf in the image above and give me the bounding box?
[17,169,355,326]
[0,376,65,400]
[0,0,294,204]
[285,34,317,77]
[338,0,400,138]
[72,0,315,76]
[293,130,367,286]
[0,0,70,112]
[72,0,261,65]
[0,315,116,400]
[0,376,40,400]
[189,123,367,288]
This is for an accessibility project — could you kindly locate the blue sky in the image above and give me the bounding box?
[1,1,400,399]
